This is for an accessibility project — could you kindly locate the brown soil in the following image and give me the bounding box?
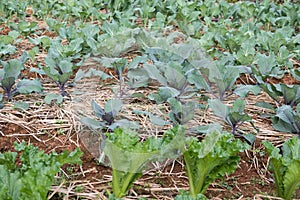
[0,127,278,199]
[1,15,300,200]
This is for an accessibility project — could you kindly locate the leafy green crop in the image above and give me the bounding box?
[263,137,300,200]
[0,31,19,58]
[133,0,157,26]
[81,99,138,131]
[272,105,300,135]
[28,35,52,50]
[208,64,241,100]
[168,98,196,125]
[94,22,141,57]
[143,44,200,102]
[107,0,134,14]
[0,0,298,198]
[98,57,127,97]
[29,0,106,21]
[175,191,207,200]
[145,61,195,102]
[0,53,42,103]
[259,83,300,107]
[0,0,29,20]
[208,99,255,143]
[31,38,85,101]
[56,22,101,56]
[7,20,38,37]
[127,55,149,88]
[104,125,185,198]
[172,1,202,37]
[0,142,82,200]
[183,130,249,198]
[46,18,67,33]
[141,48,198,125]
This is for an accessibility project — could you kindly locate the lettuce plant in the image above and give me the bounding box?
[0,142,82,200]
[183,130,249,198]
[104,126,185,198]
[263,137,300,200]
[0,54,42,102]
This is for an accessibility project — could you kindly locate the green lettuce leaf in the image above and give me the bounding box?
[0,142,82,200]
[183,131,249,197]
[104,126,185,198]
[263,137,300,200]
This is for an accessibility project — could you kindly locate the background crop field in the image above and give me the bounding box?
[0,0,299,199]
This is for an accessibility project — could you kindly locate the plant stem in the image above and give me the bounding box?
[184,160,197,197]
[57,82,69,97]
[120,172,140,196]
[4,87,13,102]
[112,169,142,198]
[184,154,206,197]
[119,73,123,98]
[111,169,121,197]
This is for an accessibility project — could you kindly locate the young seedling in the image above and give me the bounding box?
[99,57,128,97]
[7,20,38,37]
[0,30,19,58]
[272,105,300,135]
[208,99,256,144]
[28,35,51,50]
[81,99,138,131]
[168,97,196,125]
[31,38,85,102]
[0,53,42,104]
[259,83,300,107]
[145,62,196,103]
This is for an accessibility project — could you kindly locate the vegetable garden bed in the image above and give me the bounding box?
[0,0,299,199]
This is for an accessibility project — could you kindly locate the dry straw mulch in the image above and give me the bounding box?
[0,58,293,200]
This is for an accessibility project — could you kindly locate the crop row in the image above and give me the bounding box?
[0,0,299,199]
[1,23,299,137]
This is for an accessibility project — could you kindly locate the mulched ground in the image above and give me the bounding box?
[0,14,300,200]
